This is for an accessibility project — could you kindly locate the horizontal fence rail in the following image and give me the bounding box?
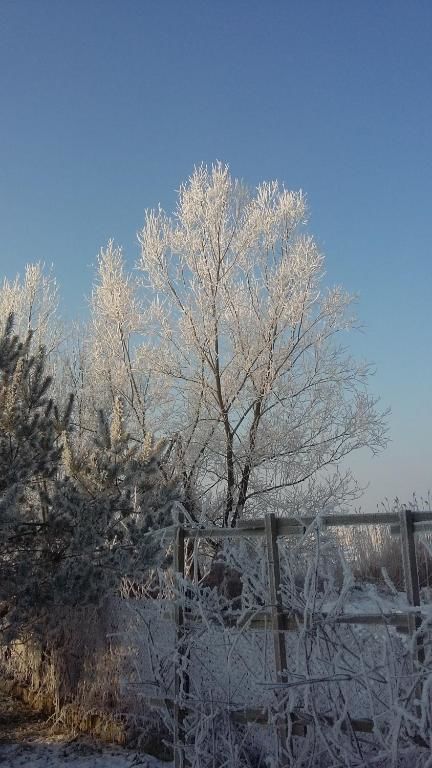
[183,510,432,538]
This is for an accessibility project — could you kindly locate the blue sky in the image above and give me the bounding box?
[1,0,431,509]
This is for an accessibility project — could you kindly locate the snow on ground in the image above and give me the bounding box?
[0,689,170,768]
[325,582,432,618]
[0,740,169,768]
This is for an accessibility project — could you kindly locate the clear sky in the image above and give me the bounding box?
[1,0,431,510]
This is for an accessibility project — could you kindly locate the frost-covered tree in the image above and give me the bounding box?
[0,314,71,632]
[0,263,61,355]
[136,163,388,525]
[60,395,179,591]
[0,316,179,638]
[85,242,168,441]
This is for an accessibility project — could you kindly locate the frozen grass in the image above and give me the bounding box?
[344,494,432,590]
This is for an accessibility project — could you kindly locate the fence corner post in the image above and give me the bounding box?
[399,508,424,665]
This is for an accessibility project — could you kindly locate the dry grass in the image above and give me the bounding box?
[342,494,432,591]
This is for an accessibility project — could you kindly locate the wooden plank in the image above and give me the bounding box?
[399,509,425,666]
[277,512,399,533]
[231,708,307,736]
[146,698,309,737]
[230,707,269,725]
[412,510,432,523]
[146,693,374,738]
[240,512,403,532]
[237,518,269,531]
[185,511,432,540]
[265,513,290,763]
[241,511,432,535]
[399,509,421,613]
[320,612,410,632]
[265,514,289,676]
[391,521,432,536]
[147,693,430,746]
[166,608,411,633]
[293,708,374,734]
[183,526,264,539]
[230,704,374,737]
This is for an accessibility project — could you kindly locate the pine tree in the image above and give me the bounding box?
[0,314,71,633]
[0,316,180,639]
[54,396,179,606]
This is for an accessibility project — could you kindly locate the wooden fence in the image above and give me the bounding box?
[166,509,432,767]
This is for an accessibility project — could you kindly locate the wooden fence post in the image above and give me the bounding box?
[173,511,186,768]
[399,509,424,665]
[265,513,290,764]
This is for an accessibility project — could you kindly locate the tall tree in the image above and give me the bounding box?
[137,163,388,525]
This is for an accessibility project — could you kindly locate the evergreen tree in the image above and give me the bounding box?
[56,396,178,605]
[0,316,180,639]
[0,314,70,633]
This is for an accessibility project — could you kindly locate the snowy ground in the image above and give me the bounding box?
[0,690,170,768]
[0,742,169,768]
